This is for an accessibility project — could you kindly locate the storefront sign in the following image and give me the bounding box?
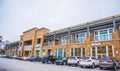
[91,43,101,46]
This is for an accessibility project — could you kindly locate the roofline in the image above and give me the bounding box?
[49,14,120,33]
[23,27,38,33]
[36,27,50,31]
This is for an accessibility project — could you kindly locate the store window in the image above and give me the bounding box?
[92,47,95,56]
[75,48,81,56]
[71,48,74,56]
[97,47,106,59]
[108,46,112,57]
[82,48,86,56]
[63,49,66,57]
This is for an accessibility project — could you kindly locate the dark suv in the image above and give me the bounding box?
[99,57,120,70]
[55,57,68,65]
[41,55,57,64]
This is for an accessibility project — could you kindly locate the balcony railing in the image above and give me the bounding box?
[35,44,40,50]
[24,45,32,51]
[94,35,112,42]
[43,42,52,46]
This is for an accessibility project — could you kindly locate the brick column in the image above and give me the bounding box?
[86,36,91,56]
[31,31,36,56]
[66,39,70,57]
[20,41,24,56]
[39,36,44,57]
[113,32,120,60]
[52,40,55,56]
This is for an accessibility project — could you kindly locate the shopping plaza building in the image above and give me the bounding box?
[19,14,120,60]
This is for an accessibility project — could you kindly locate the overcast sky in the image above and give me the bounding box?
[0,0,120,42]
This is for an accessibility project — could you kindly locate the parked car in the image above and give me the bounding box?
[29,56,41,62]
[55,57,68,65]
[0,55,7,58]
[79,56,99,68]
[16,56,23,60]
[41,55,57,64]
[99,57,120,70]
[22,56,31,61]
[12,55,17,59]
[67,56,80,66]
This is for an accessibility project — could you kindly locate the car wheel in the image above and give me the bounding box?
[92,63,95,68]
[81,66,83,68]
[68,64,71,66]
[63,62,66,65]
[113,65,117,70]
[100,67,103,69]
[56,63,58,65]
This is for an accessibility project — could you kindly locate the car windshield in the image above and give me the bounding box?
[69,57,75,59]
[100,57,111,60]
[81,57,90,60]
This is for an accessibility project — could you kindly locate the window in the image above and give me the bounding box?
[108,46,112,57]
[82,48,86,56]
[75,33,86,43]
[75,48,81,56]
[48,39,52,46]
[61,35,72,45]
[63,49,66,57]
[71,48,74,56]
[92,47,95,56]
[94,28,113,41]
[61,36,68,45]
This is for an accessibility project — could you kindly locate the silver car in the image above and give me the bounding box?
[67,56,81,66]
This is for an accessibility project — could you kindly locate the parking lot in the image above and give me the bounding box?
[0,58,119,71]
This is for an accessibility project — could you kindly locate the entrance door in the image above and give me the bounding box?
[97,46,106,59]
[48,49,51,55]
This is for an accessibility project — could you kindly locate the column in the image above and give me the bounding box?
[73,48,75,56]
[62,49,64,57]
[95,47,98,59]
[112,46,114,57]
[57,49,58,58]
[81,48,83,57]
[112,16,116,32]
[106,46,108,57]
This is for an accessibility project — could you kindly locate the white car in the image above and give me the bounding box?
[79,56,99,68]
[67,56,81,66]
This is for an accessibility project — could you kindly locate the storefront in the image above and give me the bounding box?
[70,47,86,57]
[91,43,114,59]
[55,48,66,58]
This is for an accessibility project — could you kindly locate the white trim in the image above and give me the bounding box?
[91,47,92,56]
[73,48,75,56]
[57,49,58,58]
[112,46,114,57]
[81,48,83,57]
[106,46,108,57]
[62,49,64,57]
[95,47,98,59]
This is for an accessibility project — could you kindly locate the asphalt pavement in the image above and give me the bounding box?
[0,58,119,71]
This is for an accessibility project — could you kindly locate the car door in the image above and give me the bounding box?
[114,58,119,67]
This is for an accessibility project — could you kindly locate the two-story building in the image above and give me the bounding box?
[5,41,19,56]
[19,14,120,60]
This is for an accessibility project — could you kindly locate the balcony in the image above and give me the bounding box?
[43,42,52,47]
[93,35,112,42]
[24,45,32,51]
[35,44,40,50]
